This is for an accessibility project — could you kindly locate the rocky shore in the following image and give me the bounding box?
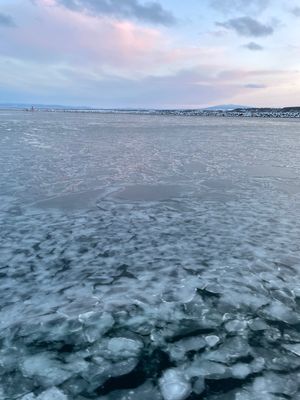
[146,107,300,119]
[2,104,300,119]
[21,106,300,119]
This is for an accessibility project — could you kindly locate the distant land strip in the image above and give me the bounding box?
[2,106,300,118]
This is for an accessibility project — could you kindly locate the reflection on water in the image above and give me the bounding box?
[0,111,300,400]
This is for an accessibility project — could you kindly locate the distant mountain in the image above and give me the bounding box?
[203,104,250,111]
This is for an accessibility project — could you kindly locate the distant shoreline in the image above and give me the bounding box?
[1,107,300,119]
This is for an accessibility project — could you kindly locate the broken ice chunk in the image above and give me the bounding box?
[261,302,299,324]
[193,377,205,395]
[236,372,298,400]
[187,360,229,380]
[110,358,139,377]
[80,312,114,342]
[61,377,89,396]
[248,318,269,331]
[250,357,265,373]
[231,363,251,379]
[81,360,112,390]
[21,394,36,400]
[169,336,206,362]
[107,337,143,359]
[63,355,89,375]
[252,372,298,396]
[161,286,196,304]
[282,344,300,357]
[264,327,281,343]
[111,381,162,400]
[159,369,191,400]
[205,335,220,347]
[225,319,247,333]
[203,337,251,364]
[176,336,206,352]
[21,353,72,387]
[37,387,68,400]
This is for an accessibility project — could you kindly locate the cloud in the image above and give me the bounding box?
[243,42,264,51]
[291,7,300,17]
[1,3,165,74]
[210,0,269,14]
[0,12,16,27]
[244,83,266,88]
[1,2,225,81]
[217,17,274,37]
[1,49,300,108]
[0,58,242,108]
[55,0,176,25]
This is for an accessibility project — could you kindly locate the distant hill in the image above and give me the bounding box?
[3,103,300,113]
[282,106,300,112]
[203,104,250,111]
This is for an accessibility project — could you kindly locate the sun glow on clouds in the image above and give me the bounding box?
[1,0,300,107]
[3,0,227,79]
[25,1,164,73]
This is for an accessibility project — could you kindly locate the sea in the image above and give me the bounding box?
[0,111,300,400]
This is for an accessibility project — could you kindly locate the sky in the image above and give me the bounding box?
[0,0,300,108]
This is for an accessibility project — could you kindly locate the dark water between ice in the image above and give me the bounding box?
[1,111,300,400]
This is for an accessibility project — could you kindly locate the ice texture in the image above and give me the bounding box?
[0,111,300,399]
[21,388,68,400]
[231,363,251,379]
[205,335,220,347]
[21,353,72,386]
[107,337,143,357]
[159,369,191,400]
[282,343,300,356]
[37,387,68,400]
[21,395,36,400]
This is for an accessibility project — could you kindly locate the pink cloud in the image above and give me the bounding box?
[2,1,165,73]
[1,0,226,78]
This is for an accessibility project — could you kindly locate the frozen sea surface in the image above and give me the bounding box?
[1,111,300,399]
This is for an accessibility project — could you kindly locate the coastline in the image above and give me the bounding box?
[2,107,300,119]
